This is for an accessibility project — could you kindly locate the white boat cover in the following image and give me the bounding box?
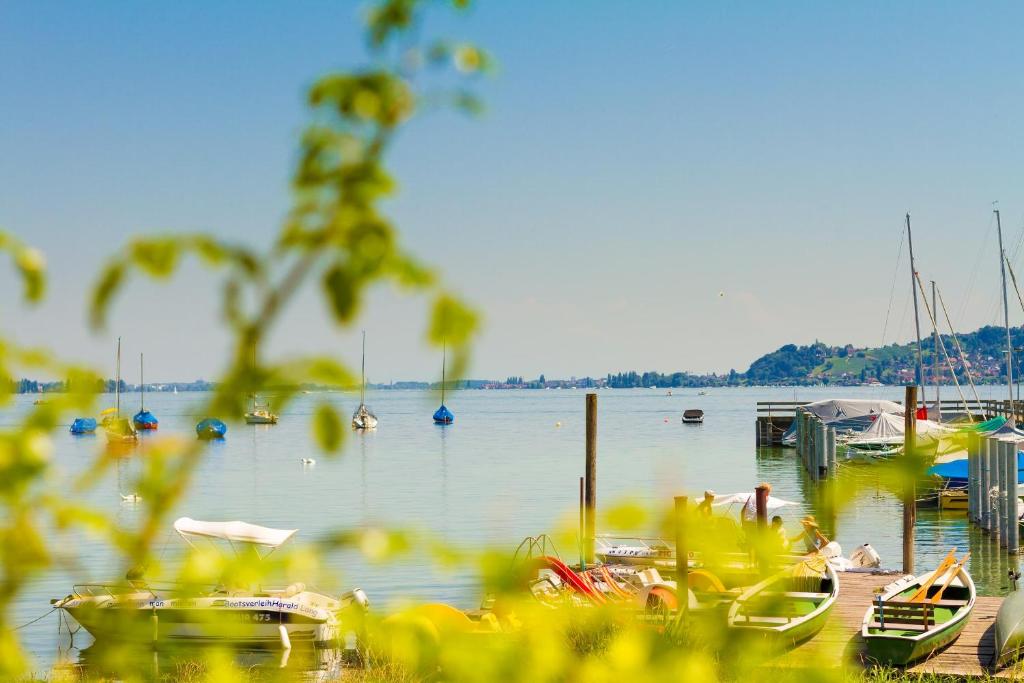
[173,517,298,548]
[846,413,953,446]
[711,492,796,512]
[799,399,904,423]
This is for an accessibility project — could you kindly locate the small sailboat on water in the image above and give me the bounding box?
[244,347,278,424]
[132,353,158,430]
[352,331,378,430]
[104,337,138,444]
[70,418,97,435]
[433,342,454,425]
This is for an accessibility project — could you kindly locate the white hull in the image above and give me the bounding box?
[56,588,364,648]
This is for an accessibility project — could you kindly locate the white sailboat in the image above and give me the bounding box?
[352,331,378,430]
[245,346,278,425]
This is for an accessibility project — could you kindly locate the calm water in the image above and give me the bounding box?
[9,385,1022,672]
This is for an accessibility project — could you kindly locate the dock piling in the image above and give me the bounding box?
[1011,439,1020,555]
[826,426,837,476]
[674,496,688,622]
[902,385,917,575]
[584,393,597,566]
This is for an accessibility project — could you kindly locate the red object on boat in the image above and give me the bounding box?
[532,556,608,604]
[916,406,928,419]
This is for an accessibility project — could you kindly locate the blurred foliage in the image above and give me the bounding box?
[0,2,959,683]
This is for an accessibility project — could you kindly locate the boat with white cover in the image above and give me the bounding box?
[53,517,368,648]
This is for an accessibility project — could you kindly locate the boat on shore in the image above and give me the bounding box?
[53,517,369,647]
[861,550,974,666]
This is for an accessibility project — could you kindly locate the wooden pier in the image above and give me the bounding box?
[771,571,1020,678]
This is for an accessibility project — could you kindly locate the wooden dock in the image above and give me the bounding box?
[770,571,1024,678]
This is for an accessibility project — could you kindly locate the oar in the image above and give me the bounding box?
[907,549,957,603]
[928,553,971,604]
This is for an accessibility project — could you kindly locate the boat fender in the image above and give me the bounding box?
[279,624,292,650]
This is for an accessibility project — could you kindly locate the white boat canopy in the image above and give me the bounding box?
[799,399,904,423]
[846,413,954,446]
[174,517,298,549]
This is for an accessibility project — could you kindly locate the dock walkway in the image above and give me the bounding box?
[773,571,1017,677]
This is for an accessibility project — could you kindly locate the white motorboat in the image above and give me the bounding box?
[53,517,368,648]
[245,405,279,425]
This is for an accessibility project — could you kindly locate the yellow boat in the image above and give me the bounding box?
[938,490,968,512]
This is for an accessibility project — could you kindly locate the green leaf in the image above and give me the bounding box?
[323,263,361,323]
[130,238,180,277]
[90,260,126,329]
[313,403,343,453]
[429,293,478,346]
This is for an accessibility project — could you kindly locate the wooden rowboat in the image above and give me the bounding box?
[727,556,838,649]
[861,554,975,666]
[995,584,1024,668]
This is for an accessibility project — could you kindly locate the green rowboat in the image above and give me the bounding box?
[861,565,975,666]
[727,557,838,650]
[995,584,1024,669]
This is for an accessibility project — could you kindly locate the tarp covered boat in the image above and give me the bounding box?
[196,418,228,440]
[132,409,158,430]
[70,418,97,434]
[781,399,905,446]
[433,405,454,425]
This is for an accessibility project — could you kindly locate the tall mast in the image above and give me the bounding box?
[140,353,145,412]
[115,337,121,417]
[360,330,366,405]
[441,341,447,406]
[997,208,1015,422]
[907,213,926,410]
[931,281,940,421]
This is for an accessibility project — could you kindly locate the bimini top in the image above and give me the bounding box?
[711,492,796,513]
[173,517,298,548]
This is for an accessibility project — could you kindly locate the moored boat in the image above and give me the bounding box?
[52,517,369,647]
[433,342,454,425]
[103,337,138,444]
[861,550,974,666]
[352,331,378,430]
[132,353,158,430]
[70,418,97,435]
[196,418,228,440]
[245,406,278,425]
[682,409,704,424]
[995,575,1024,668]
[727,555,838,650]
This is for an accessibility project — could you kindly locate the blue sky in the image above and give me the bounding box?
[2,1,1024,381]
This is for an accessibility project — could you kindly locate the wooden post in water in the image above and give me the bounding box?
[826,426,837,478]
[755,483,770,529]
[995,440,1005,547]
[674,496,688,622]
[578,476,586,569]
[983,437,993,533]
[584,393,597,566]
[968,433,978,523]
[903,385,917,574]
[816,419,827,480]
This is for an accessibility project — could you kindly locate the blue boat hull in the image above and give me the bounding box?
[196,419,227,440]
[433,405,454,425]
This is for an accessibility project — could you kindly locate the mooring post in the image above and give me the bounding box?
[827,426,837,478]
[1011,439,1021,555]
[984,437,994,533]
[578,476,586,569]
[674,496,688,621]
[903,385,917,574]
[817,419,828,480]
[755,483,770,529]
[584,393,597,566]
[796,411,803,465]
[994,440,1004,546]
[968,432,978,523]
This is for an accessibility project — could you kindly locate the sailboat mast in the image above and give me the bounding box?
[115,337,121,417]
[907,213,926,411]
[996,208,1015,422]
[931,281,940,421]
[140,353,145,411]
[441,341,447,405]
[360,330,366,405]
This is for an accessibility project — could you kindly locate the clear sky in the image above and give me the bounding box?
[2,2,1024,382]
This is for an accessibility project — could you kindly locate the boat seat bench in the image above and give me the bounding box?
[868,621,929,632]
[757,591,830,600]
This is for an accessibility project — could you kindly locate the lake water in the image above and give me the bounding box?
[9,385,1022,673]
